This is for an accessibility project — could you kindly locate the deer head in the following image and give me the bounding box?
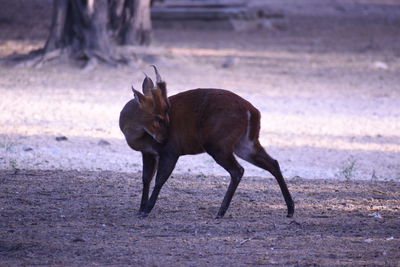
[132,66,170,143]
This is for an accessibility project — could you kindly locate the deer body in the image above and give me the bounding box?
[167,89,255,155]
[119,67,294,218]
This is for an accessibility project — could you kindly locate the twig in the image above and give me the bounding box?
[239,237,253,245]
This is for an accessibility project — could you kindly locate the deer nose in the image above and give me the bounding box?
[154,133,166,144]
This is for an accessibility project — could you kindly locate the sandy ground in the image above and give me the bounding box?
[0,0,400,265]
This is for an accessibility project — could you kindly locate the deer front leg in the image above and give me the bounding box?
[141,152,178,217]
[138,153,157,216]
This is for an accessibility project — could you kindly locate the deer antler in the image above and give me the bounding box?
[151,65,162,84]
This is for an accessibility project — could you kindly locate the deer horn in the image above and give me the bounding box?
[151,65,162,84]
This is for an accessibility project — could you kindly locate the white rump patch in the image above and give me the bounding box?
[234,111,255,161]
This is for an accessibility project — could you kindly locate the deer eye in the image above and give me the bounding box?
[154,116,164,124]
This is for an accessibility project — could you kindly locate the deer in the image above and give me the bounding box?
[119,66,294,219]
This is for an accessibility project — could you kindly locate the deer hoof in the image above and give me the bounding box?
[215,214,224,219]
[137,211,149,218]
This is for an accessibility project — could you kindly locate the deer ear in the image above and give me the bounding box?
[132,86,146,107]
[142,73,154,95]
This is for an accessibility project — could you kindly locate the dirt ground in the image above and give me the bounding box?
[0,0,400,266]
[1,170,399,266]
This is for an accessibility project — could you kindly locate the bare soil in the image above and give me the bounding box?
[1,170,399,266]
[0,0,400,266]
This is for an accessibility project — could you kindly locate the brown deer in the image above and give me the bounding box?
[119,66,294,218]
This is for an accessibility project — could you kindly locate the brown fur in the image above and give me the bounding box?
[119,69,294,219]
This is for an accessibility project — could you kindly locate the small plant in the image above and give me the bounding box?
[339,157,357,180]
[196,172,207,179]
[1,140,15,151]
[9,159,19,174]
[371,169,378,180]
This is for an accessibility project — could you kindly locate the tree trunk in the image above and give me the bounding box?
[111,0,152,46]
[6,0,153,68]
[44,0,68,53]
[123,0,152,45]
[72,0,114,64]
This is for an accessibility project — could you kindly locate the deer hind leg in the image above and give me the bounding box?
[205,145,244,218]
[235,139,294,218]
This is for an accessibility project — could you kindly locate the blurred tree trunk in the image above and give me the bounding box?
[11,0,152,68]
[110,0,152,46]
